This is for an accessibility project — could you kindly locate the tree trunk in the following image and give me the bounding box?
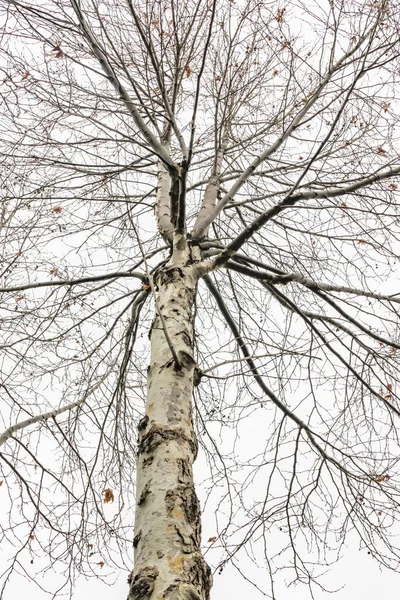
[128,256,212,600]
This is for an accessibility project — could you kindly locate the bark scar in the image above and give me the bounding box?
[128,566,159,600]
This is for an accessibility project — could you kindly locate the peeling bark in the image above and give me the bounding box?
[129,255,212,600]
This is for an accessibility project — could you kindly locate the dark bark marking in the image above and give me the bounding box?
[138,425,197,458]
[165,484,201,542]
[162,554,212,600]
[177,457,191,484]
[138,482,151,505]
[193,367,202,387]
[128,566,159,600]
[138,415,149,432]
[133,530,142,548]
[142,455,154,469]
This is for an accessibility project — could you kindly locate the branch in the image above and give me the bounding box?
[191,22,378,238]
[0,367,114,448]
[70,0,176,171]
[155,158,174,242]
[210,163,400,268]
[203,274,359,476]
[0,271,146,293]
[225,259,400,305]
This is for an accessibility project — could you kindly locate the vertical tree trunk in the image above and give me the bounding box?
[128,258,212,600]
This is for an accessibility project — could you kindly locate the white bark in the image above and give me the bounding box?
[155,159,174,242]
[129,258,212,600]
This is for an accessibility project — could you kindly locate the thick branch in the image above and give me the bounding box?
[0,368,113,448]
[210,163,400,268]
[71,0,176,170]
[191,24,377,238]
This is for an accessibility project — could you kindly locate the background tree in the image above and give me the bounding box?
[1,0,400,598]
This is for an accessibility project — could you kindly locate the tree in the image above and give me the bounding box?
[1,0,400,597]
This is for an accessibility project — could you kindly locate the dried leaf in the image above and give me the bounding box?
[15,296,25,302]
[52,206,62,214]
[103,488,114,503]
[389,183,397,191]
[49,268,59,276]
[272,69,279,77]
[377,147,386,153]
[0,481,3,486]
[52,42,64,59]
[21,72,30,81]
[207,536,217,543]
[185,65,191,77]
[97,561,105,568]
[142,283,151,290]
[29,534,35,540]
[215,75,221,82]
[374,474,390,483]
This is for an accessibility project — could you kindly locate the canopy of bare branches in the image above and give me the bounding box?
[1,0,400,598]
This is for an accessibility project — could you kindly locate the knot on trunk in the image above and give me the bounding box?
[128,565,159,600]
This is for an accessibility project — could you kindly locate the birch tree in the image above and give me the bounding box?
[1,0,400,598]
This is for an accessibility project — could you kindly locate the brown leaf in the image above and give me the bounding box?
[387,383,393,392]
[103,488,114,503]
[88,543,93,550]
[29,534,35,540]
[21,72,30,81]
[142,283,151,290]
[97,561,105,568]
[215,75,221,82]
[185,65,191,77]
[15,296,25,302]
[389,183,397,191]
[52,42,64,59]
[49,268,59,276]
[358,240,367,245]
[0,481,3,486]
[207,536,217,543]
[374,474,390,483]
[377,147,386,153]
[151,19,159,25]
[272,69,279,77]
[52,206,62,214]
